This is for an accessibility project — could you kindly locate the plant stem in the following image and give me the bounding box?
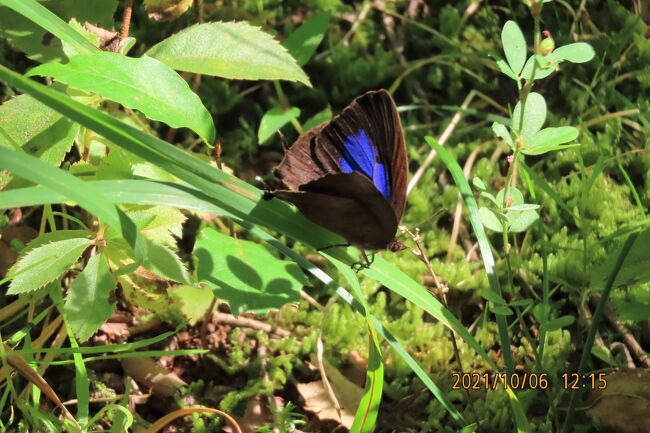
[120,0,134,40]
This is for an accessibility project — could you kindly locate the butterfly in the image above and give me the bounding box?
[265,89,408,252]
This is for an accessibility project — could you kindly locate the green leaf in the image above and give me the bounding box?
[520,54,557,81]
[0,0,113,63]
[501,21,527,75]
[591,228,650,290]
[283,11,330,66]
[478,207,503,232]
[491,305,514,316]
[496,58,518,81]
[0,94,79,189]
[7,237,92,294]
[524,126,579,155]
[492,121,514,148]
[496,186,524,207]
[472,176,487,191]
[195,227,306,314]
[146,22,311,87]
[28,52,216,144]
[168,285,215,325]
[507,209,539,233]
[507,204,540,211]
[512,92,546,142]
[0,145,145,263]
[258,106,301,144]
[540,315,575,333]
[63,253,116,342]
[143,239,190,284]
[554,42,595,64]
[302,106,332,131]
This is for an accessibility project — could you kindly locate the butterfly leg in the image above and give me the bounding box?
[351,249,375,272]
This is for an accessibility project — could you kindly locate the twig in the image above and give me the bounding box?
[404,227,482,431]
[609,342,635,368]
[407,90,477,195]
[594,294,650,367]
[120,0,134,40]
[212,312,290,337]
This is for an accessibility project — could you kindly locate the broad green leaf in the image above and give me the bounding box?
[303,106,332,131]
[540,315,575,333]
[0,0,113,63]
[590,228,650,290]
[496,58,518,81]
[195,228,306,314]
[63,253,116,342]
[496,186,524,207]
[126,205,186,248]
[480,191,499,206]
[512,92,546,142]
[520,54,557,81]
[168,285,215,325]
[283,11,331,66]
[143,239,190,284]
[258,107,301,144]
[478,207,503,232]
[525,126,579,155]
[28,52,216,144]
[7,237,92,294]
[146,22,311,87]
[501,21,527,75]
[554,42,595,64]
[507,209,539,232]
[0,94,79,189]
[492,121,514,148]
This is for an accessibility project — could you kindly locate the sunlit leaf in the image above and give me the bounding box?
[258,106,301,144]
[7,236,92,294]
[501,21,527,75]
[146,22,311,87]
[195,227,306,314]
[512,92,546,142]
[554,42,595,64]
[28,52,216,144]
[64,253,116,341]
[283,11,331,66]
[524,126,579,155]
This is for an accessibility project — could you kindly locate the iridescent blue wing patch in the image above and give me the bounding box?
[338,130,391,199]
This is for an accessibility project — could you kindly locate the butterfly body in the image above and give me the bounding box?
[266,90,407,251]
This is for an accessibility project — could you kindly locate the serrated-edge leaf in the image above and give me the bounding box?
[501,21,527,75]
[28,52,216,144]
[146,21,311,87]
[63,253,116,341]
[7,237,92,294]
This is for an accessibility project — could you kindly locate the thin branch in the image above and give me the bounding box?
[120,0,134,40]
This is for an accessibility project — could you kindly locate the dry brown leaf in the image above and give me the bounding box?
[297,359,364,429]
[587,369,650,433]
[121,357,187,397]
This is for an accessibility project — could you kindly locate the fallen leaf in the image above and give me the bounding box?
[587,369,650,433]
[297,359,364,429]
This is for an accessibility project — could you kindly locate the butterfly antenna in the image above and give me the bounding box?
[396,208,448,241]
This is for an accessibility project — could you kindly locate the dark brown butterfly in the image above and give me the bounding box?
[265,89,407,251]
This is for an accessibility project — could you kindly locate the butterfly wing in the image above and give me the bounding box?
[317,89,408,221]
[272,172,398,250]
[270,90,407,250]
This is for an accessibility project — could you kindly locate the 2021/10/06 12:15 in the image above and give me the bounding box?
[450,372,608,390]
